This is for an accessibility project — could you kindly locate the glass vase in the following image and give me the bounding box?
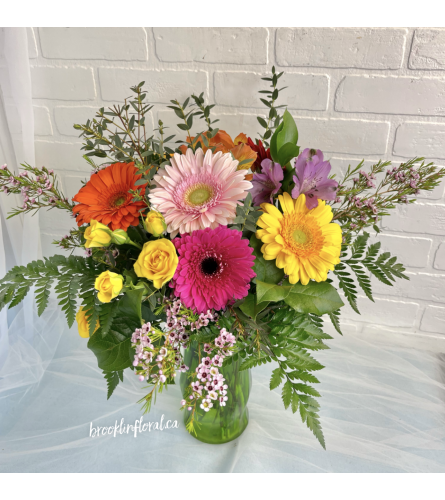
[180,341,251,444]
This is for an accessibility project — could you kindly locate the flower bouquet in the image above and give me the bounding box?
[1,68,444,448]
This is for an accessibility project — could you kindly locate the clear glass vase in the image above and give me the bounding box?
[180,341,251,444]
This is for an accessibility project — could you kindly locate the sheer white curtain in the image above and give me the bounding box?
[0,27,61,393]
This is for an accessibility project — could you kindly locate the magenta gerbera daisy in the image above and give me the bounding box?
[148,148,252,237]
[170,226,256,313]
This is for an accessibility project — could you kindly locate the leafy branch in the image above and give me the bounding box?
[257,66,287,146]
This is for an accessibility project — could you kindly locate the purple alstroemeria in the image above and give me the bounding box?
[291,148,338,209]
[250,158,283,206]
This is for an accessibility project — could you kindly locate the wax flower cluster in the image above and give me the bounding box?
[131,321,188,385]
[164,298,219,349]
[181,329,236,412]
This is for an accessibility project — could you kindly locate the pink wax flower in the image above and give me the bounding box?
[170,226,256,313]
[291,148,338,209]
[250,158,283,206]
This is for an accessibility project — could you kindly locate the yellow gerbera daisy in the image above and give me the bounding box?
[256,193,342,285]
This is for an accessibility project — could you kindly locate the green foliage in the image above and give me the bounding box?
[229,192,262,234]
[0,255,101,328]
[103,370,124,400]
[266,306,329,448]
[249,235,285,285]
[270,110,299,167]
[88,290,143,372]
[257,66,287,146]
[334,232,409,314]
[256,279,344,315]
[238,293,269,321]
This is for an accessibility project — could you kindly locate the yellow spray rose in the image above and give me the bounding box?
[76,306,99,338]
[84,220,112,248]
[144,210,167,237]
[134,238,178,289]
[95,270,124,303]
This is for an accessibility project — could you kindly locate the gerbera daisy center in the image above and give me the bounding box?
[187,185,213,206]
[110,192,128,207]
[201,256,219,276]
[292,229,308,244]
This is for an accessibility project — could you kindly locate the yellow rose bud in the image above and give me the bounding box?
[144,210,167,237]
[84,220,112,249]
[75,306,99,338]
[111,229,130,245]
[134,238,178,289]
[95,270,124,303]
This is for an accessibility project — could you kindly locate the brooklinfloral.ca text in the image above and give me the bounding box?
[89,415,179,438]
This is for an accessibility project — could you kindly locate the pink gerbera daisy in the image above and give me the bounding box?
[148,148,252,237]
[170,227,256,313]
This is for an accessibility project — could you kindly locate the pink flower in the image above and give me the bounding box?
[149,148,252,237]
[170,226,256,313]
[291,148,338,209]
[250,158,283,206]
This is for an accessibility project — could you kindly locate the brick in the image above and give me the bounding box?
[33,106,52,136]
[35,141,89,173]
[214,72,329,110]
[31,66,96,101]
[39,28,147,61]
[330,157,381,178]
[372,272,445,304]
[369,233,432,269]
[393,122,445,159]
[362,325,445,352]
[415,176,445,201]
[382,202,445,235]
[420,305,445,334]
[54,106,103,136]
[153,28,267,64]
[433,243,445,270]
[62,173,89,202]
[341,295,419,328]
[295,117,389,155]
[99,68,208,104]
[276,28,407,69]
[409,29,445,70]
[157,109,266,145]
[27,28,38,58]
[336,76,445,116]
[39,208,76,235]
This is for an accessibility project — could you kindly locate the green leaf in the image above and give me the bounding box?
[270,110,298,163]
[250,234,284,285]
[103,370,124,400]
[291,392,299,413]
[256,280,292,303]
[270,367,284,390]
[87,289,144,371]
[239,293,269,320]
[282,380,293,409]
[277,142,300,168]
[284,281,344,315]
[88,315,138,371]
[119,288,144,325]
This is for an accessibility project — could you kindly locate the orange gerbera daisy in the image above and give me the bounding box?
[72,162,147,231]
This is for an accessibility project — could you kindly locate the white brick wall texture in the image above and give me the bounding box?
[14,27,445,341]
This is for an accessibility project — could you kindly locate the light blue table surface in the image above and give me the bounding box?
[1,303,444,473]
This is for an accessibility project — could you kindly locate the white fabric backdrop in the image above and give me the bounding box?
[0,28,56,398]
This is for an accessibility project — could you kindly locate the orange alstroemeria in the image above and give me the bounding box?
[178,130,257,170]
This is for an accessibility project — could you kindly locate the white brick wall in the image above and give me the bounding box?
[17,27,445,340]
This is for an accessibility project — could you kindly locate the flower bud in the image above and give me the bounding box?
[111,228,130,245]
[144,210,167,237]
[84,220,112,248]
